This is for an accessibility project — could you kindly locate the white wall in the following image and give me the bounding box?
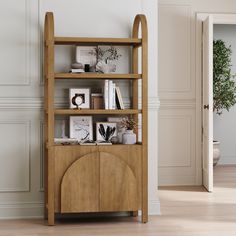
[0,0,159,218]
[158,0,236,186]
[213,25,236,165]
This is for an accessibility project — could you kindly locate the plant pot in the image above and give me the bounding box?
[122,130,136,145]
[213,141,221,166]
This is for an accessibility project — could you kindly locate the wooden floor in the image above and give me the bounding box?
[1,165,236,236]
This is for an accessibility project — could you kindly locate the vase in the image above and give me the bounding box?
[122,130,136,145]
[96,61,116,73]
[213,141,221,166]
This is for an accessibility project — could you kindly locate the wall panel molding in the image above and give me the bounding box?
[158,4,194,99]
[0,120,31,192]
[0,0,31,86]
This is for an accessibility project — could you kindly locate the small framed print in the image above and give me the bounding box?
[70,116,93,142]
[69,88,90,109]
[96,122,117,142]
[76,46,97,71]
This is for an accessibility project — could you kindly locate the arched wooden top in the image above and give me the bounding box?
[132,14,148,43]
[44,12,54,42]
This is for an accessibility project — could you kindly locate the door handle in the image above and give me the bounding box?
[204,104,209,110]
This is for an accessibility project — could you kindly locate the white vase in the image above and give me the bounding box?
[213,141,221,166]
[122,130,136,145]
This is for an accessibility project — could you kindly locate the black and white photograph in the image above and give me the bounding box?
[70,116,93,141]
[76,46,97,72]
[96,122,117,142]
[69,88,90,109]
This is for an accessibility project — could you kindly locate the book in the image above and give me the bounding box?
[108,80,114,109]
[112,82,116,109]
[104,80,109,109]
[96,140,112,145]
[115,86,124,109]
[54,138,78,145]
[70,68,84,73]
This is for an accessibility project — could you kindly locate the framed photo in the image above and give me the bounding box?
[69,88,90,109]
[70,116,93,141]
[76,46,97,71]
[96,122,117,142]
[107,117,126,143]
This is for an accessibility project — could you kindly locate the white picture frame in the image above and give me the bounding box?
[96,122,117,142]
[69,88,90,109]
[76,46,97,68]
[70,116,93,142]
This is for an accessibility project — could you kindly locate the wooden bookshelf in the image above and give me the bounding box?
[54,73,142,80]
[44,12,148,226]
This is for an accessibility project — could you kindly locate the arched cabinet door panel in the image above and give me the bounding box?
[60,152,99,213]
[99,152,138,211]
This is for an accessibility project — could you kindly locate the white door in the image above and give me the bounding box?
[202,15,213,192]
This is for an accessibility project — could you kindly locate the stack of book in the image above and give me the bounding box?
[104,80,124,110]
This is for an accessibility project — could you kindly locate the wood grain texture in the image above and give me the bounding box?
[54,146,97,212]
[133,14,148,223]
[99,152,138,212]
[54,37,142,46]
[54,109,142,115]
[61,152,99,213]
[44,12,55,226]
[55,73,142,80]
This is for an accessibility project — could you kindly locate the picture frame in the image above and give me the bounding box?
[107,117,126,143]
[70,116,93,142]
[76,46,97,72]
[69,88,90,109]
[96,122,117,142]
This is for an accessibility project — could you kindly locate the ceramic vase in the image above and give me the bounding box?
[122,130,136,145]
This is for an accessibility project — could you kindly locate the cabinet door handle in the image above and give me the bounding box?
[204,104,209,110]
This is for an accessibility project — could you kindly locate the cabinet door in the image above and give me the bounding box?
[61,152,99,213]
[99,152,138,211]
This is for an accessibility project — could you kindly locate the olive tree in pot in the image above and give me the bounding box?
[213,39,236,166]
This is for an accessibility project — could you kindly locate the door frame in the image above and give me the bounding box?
[196,13,236,187]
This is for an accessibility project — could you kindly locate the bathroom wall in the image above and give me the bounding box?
[213,25,236,165]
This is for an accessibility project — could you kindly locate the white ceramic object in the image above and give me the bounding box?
[122,130,136,145]
[213,141,221,166]
[96,61,116,73]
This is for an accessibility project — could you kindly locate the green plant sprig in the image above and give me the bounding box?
[213,39,236,115]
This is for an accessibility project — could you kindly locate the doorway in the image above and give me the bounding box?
[198,13,236,192]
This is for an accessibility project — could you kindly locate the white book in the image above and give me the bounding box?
[112,82,116,109]
[70,68,84,73]
[108,80,113,109]
[104,80,109,109]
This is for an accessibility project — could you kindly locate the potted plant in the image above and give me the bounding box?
[121,117,137,144]
[213,39,236,165]
[91,46,122,73]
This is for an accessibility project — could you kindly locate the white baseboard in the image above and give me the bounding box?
[148,199,161,215]
[0,200,161,219]
[0,202,44,219]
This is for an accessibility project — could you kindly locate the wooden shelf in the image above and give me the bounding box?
[54,37,142,46]
[48,143,143,147]
[54,109,141,115]
[54,73,141,80]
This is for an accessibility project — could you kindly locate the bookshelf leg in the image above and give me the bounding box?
[142,209,148,223]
